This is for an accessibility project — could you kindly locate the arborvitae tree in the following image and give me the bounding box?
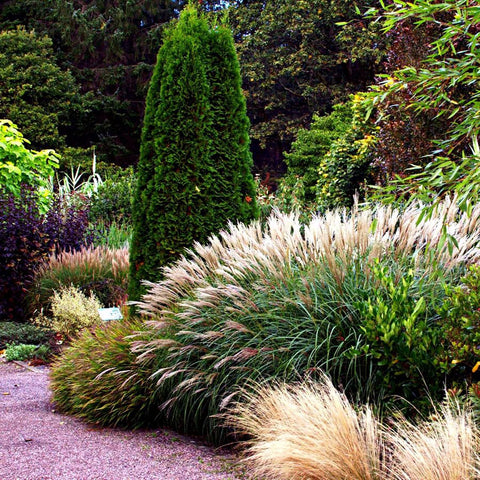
[129,5,258,300]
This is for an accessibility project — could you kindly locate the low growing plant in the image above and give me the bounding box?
[226,379,480,480]
[0,322,53,349]
[36,286,102,339]
[4,343,50,362]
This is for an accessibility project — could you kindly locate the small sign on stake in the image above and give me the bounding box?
[98,307,123,322]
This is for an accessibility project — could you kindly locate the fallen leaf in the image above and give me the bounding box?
[2,392,10,395]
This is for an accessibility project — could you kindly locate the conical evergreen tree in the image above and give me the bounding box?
[129,4,257,300]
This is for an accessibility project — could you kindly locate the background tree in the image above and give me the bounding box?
[227,0,385,177]
[0,0,190,165]
[129,5,258,300]
[0,27,81,150]
[365,0,480,211]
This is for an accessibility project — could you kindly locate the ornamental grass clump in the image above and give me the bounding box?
[387,400,480,480]
[28,245,129,316]
[226,380,480,480]
[50,318,170,429]
[130,199,480,443]
[226,377,387,480]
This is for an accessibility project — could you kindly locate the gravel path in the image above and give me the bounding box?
[0,361,246,480]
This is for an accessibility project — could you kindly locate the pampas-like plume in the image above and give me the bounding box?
[226,376,387,480]
[136,199,480,321]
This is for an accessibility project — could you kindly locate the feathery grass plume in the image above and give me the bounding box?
[50,317,170,429]
[387,400,480,480]
[226,376,387,480]
[130,199,480,443]
[27,245,129,315]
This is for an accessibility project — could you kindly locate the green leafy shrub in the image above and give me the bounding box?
[275,95,376,215]
[4,343,50,362]
[50,318,170,428]
[357,261,444,402]
[0,119,59,210]
[129,4,258,301]
[36,286,102,339]
[438,265,480,384]
[281,102,353,206]
[27,245,129,316]
[315,93,377,211]
[0,322,53,349]
[88,167,134,227]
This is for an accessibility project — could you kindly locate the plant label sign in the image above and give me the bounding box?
[98,307,123,321]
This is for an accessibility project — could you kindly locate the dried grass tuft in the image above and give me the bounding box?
[227,376,387,480]
[387,400,480,480]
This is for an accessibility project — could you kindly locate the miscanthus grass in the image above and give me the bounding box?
[128,199,480,443]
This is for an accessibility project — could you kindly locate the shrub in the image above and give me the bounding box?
[50,318,170,428]
[129,4,257,301]
[88,167,134,227]
[4,343,50,362]
[281,102,353,205]
[0,119,59,211]
[27,245,129,316]
[0,189,92,321]
[438,265,480,385]
[38,286,102,339]
[278,95,376,214]
[0,322,53,349]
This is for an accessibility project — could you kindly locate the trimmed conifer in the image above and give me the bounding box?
[129,4,257,301]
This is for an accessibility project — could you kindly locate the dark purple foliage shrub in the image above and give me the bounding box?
[0,188,93,322]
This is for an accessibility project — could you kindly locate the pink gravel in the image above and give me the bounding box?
[0,361,246,480]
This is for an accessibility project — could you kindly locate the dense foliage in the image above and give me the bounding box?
[229,0,384,171]
[129,5,257,300]
[50,318,168,428]
[0,28,81,150]
[365,0,480,209]
[0,189,92,322]
[279,94,376,213]
[0,322,53,349]
[0,120,59,211]
[0,0,385,173]
[27,246,129,318]
[52,201,480,444]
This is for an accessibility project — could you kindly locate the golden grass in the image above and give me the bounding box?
[387,401,480,480]
[226,376,387,480]
[227,379,480,480]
